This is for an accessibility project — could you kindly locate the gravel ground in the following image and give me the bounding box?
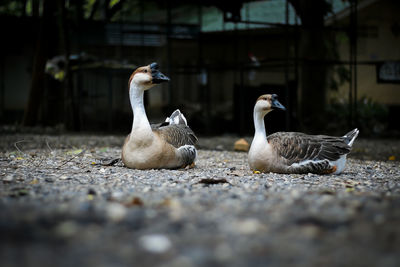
[0,134,399,267]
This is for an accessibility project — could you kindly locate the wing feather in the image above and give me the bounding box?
[268,132,351,165]
[154,124,197,148]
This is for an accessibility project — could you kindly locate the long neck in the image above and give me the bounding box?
[129,83,152,135]
[253,108,267,141]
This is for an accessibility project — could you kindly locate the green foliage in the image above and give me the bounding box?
[0,0,25,16]
[83,0,96,16]
[326,96,389,136]
[0,0,125,20]
[109,0,120,8]
[329,66,351,91]
[356,97,389,135]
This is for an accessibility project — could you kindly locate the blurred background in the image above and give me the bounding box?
[0,0,399,136]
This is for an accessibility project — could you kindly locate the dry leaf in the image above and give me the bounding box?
[198,178,228,185]
[125,197,144,207]
[67,149,83,155]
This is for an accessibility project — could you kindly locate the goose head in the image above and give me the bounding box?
[129,62,170,91]
[254,94,286,115]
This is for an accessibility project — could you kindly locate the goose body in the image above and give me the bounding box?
[248,94,359,174]
[122,63,197,169]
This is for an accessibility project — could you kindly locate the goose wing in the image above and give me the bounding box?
[267,132,351,165]
[154,124,198,148]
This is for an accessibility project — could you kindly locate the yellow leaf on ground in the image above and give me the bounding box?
[253,170,261,174]
[30,179,39,184]
[388,155,395,161]
[16,157,24,160]
[67,149,83,155]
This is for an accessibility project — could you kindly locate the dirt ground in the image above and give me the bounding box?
[0,134,399,267]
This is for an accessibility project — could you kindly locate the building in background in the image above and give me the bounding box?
[0,0,399,135]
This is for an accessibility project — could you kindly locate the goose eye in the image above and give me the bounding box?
[143,69,148,73]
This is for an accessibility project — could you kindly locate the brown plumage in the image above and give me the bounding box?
[154,124,198,148]
[268,132,351,163]
[248,94,359,174]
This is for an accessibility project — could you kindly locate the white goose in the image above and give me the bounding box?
[248,94,359,174]
[122,62,197,169]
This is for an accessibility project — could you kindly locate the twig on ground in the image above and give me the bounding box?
[56,149,86,169]
[45,138,53,152]
[14,140,29,157]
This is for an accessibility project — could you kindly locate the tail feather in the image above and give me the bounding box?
[178,145,197,167]
[343,128,359,147]
[165,109,188,126]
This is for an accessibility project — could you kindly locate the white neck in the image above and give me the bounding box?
[129,83,152,135]
[253,108,268,142]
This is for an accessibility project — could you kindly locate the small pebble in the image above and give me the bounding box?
[105,203,127,222]
[139,234,172,253]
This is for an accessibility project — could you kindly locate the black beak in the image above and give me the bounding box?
[271,94,286,111]
[150,62,170,84]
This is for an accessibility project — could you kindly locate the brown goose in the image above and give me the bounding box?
[248,94,359,174]
[121,63,197,169]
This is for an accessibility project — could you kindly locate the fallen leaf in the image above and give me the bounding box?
[67,149,83,155]
[125,197,144,207]
[388,155,395,161]
[16,157,24,160]
[253,170,261,174]
[198,178,229,185]
[318,189,336,195]
[99,158,120,166]
[30,179,39,185]
[10,188,29,197]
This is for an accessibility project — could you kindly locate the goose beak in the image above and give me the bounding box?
[271,95,286,111]
[150,62,170,84]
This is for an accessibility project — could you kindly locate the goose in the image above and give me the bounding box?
[121,62,197,169]
[248,94,359,174]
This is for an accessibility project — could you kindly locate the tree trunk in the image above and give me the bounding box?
[32,0,40,17]
[58,0,81,130]
[299,28,329,132]
[23,0,57,126]
[289,0,331,132]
